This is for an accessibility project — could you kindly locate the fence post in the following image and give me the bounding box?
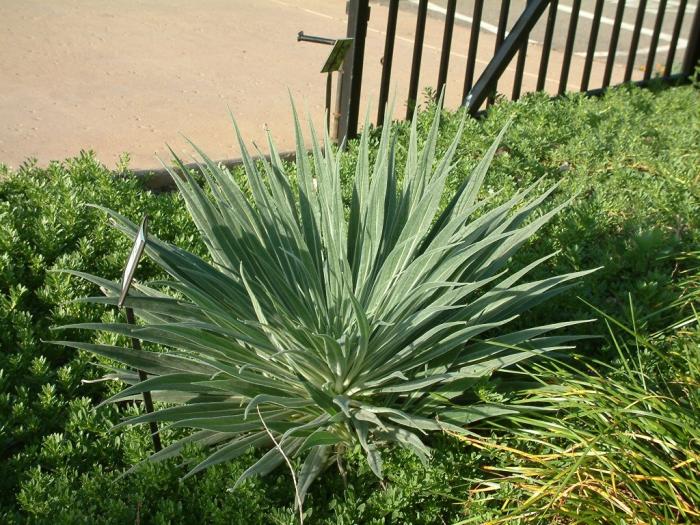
[682,4,700,77]
[338,0,370,143]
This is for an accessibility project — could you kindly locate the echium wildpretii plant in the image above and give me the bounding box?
[56,101,594,500]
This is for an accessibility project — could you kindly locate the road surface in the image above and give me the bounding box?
[2,0,686,170]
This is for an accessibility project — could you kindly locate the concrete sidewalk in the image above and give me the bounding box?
[0,0,626,171]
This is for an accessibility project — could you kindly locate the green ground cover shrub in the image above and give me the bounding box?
[1,83,698,523]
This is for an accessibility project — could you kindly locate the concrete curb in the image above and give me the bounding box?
[127,150,298,192]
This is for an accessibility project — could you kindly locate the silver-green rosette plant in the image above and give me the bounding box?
[57,103,594,500]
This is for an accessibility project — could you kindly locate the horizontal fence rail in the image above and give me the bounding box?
[338,0,700,140]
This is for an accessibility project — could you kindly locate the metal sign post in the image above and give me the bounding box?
[118,216,162,453]
[297,32,352,140]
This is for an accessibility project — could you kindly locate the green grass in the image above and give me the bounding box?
[458,298,700,524]
[1,83,698,523]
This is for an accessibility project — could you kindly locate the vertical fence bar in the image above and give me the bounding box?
[326,72,332,130]
[683,4,700,76]
[437,0,457,100]
[117,216,161,454]
[602,0,626,88]
[466,0,551,114]
[377,0,399,124]
[558,0,581,95]
[664,0,688,76]
[512,0,533,101]
[512,39,528,100]
[624,0,648,81]
[407,0,428,119]
[581,0,604,91]
[489,0,511,106]
[125,307,162,452]
[338,0,370,142]
[644,0,668,81]
[536,0,558,92]
[462,0,484,101]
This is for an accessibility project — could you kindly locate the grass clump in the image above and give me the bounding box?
[461,295,700,524]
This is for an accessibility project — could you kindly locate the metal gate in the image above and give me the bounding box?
[335,0,700,141]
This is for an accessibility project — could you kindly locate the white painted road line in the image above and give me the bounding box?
[557,3,688,47]
[409,0,499,35]
[575,43,677,58]
[610,0,697,12]
[403,1,573,89]
[410,1,541,45]
[412,0,689,54]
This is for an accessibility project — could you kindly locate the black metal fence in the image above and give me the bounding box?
[337,0,700,141]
